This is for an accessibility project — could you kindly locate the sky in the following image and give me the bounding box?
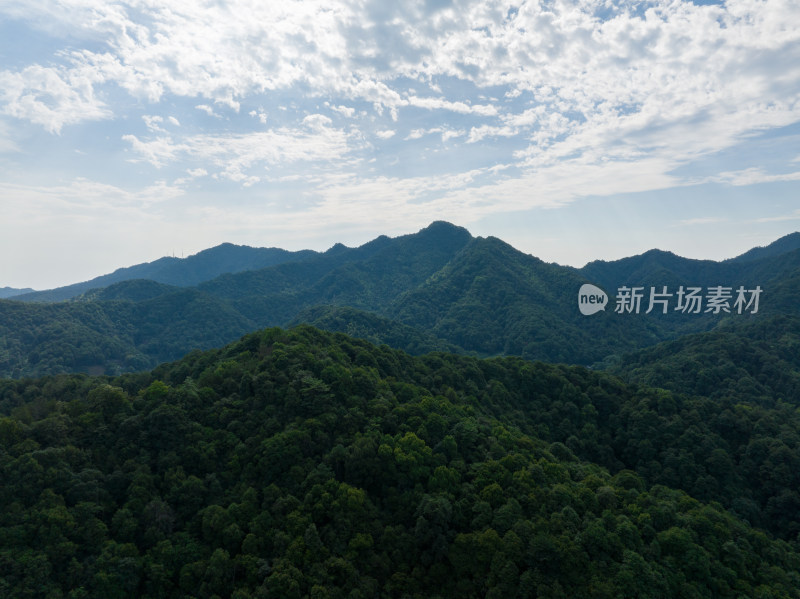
[1,0,799,290]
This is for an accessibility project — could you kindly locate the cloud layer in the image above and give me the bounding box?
[1,0,799,285]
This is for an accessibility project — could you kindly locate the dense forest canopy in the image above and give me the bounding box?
[1,326,800,598]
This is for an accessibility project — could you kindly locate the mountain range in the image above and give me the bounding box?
[13,243,317,303]
[2,225,800,597]
[0,222,798,378]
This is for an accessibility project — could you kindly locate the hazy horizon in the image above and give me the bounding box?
[6,222,798,293]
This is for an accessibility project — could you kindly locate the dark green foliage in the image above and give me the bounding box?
[0,222,475,378]
[386,235,672,362]
[1,326,799,597]
[0,290,256,377]
[290,305,467,356]
[609,315,800,403]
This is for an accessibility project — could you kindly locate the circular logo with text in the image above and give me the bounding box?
[578,283,608,315]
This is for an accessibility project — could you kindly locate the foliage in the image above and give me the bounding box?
[609,315,800,403]
[0,290,255,378]
[1,326,799,597]
[289,305,467,356]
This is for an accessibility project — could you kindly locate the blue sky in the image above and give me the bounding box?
[1,0,799,289]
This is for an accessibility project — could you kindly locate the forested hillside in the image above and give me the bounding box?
[4,222,797,378]
[1,326,799,598]
[0,288,256,378]
[290,305,467,356]
[608,315,800,402]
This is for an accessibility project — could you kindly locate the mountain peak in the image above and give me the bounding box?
[326,242,349,255]
[407,222,473,248]
[418,221,470,235]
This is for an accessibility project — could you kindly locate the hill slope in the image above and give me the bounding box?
[0,288,257,377]
[290,304,467,356]
[387,236,670,363]
[1,326,799,597]
[0,222,476,376]
[608,314,800,403]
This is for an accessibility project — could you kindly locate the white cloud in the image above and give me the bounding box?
[199,151,682,241]
[711,167,800,187]
[143,115,166,132]
[0,177,183,220]
[330,104,356,117]
[195,104,221,118]
[249,110,268,124]
[302,114,333,131]
[405,95,498,116]
[3,0,798,163]
[466,124,517,143]
[404,126,464,141]
[0,64,111,133]
[375,129,395,139]
[122,134,179,169]
[123,120,355,182]
[441,129,463,142]
[1,0,800,270]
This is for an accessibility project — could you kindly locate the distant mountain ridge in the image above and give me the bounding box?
[0,222,798,378]
[725,231,800,263]
[0,286,35,299]
[580,231,800,288]
[13,228,800,303]
[14,242,317,302]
